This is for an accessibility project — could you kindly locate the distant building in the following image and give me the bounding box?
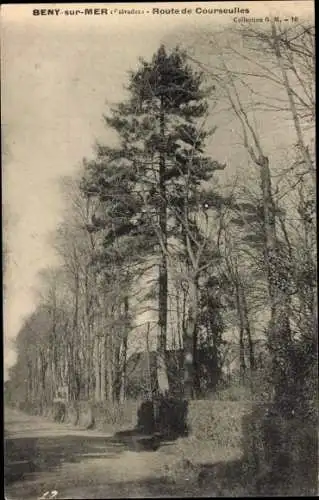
[125,347,222,398]
[126,349,179,397]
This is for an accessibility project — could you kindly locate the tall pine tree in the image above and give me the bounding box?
[82,45,225,398]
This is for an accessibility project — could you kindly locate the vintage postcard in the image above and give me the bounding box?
[2,1,316,498]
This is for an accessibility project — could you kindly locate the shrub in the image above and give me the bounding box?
[93,400,139,431]
[152,396,189,438]
[188,400,251,446]
[137,400,155,434]
[213,383,252,402]
[242,402,318,495]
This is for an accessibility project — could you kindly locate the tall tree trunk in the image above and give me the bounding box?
[175,290,183,351]
[27,360,32,402]
[146,322,153,398]
[39,349,48,404]
[157,98,169,395]
[192,325,200,398]
[241,286,256,373]
[119,295,129,403]
[235,282,246,384]
[88,337,94,400]
[113,341,121,402]
[31,359,37,401]
[67,342,72,400]
[100,336,106,401]
[183,276,198,399]
[112,302,122,402]
[84,268,90,400]
[71,268,80,400]
[192,275,201,398]
[94,336,101,402]
[119,340,127,404]
[259,155,292,404]
[106,332,113,403]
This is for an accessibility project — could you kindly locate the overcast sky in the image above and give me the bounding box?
[1,2,314,379]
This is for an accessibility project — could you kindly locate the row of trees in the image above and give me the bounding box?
[7,22,316,414]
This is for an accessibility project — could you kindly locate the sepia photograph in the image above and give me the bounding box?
[2,1,317,498]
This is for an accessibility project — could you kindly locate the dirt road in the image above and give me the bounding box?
[4,407,191,499]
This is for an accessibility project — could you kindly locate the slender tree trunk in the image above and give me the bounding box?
[113,341,121,402]
[27,361,32,402]
[31,359,36,401]
[241,286,256,373]
[112,302,122,402]
[88,336,94,400]
[67,342,72,400]
[106,332,113,403]
[84,269,90,400]
[183,276,198,399]
[259,155,292,403]
[157,98,169,395]
[119,342,127,404]
[94,336,101,402]
[119,295,129,403]
[181,286,187,350]
[192,325,200,398]
[175,290,183,350]
[146,322,152,398]
[71,268,80,400]
[39,349,48,404]
[192,275,201,398]
[235,282,246,384]
[69,343,77,402]
[100,336,106,401]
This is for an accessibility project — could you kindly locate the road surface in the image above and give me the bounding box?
[4,407,194,499]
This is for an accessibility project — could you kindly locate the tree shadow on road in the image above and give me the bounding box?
[4,434,126,485]
[4,428,183,488]
[4,398,187,489]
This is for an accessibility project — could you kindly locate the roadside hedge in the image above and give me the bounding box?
[13,396,317,494]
